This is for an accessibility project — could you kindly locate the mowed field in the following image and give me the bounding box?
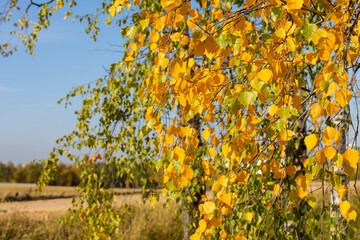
[0,184,144,216]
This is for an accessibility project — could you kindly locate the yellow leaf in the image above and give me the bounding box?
[268,104,278,116]
[315,150,325,166]
[257,69,273,82]
[334,130,341,147]
[245,212,254,222]
[304,134,319,152]
[209,147,216,158]
[238,171,250,185]
[327,102,339,116]
[109,5,116,17]
[220,229,227,238]
[324,82,337,97]
[202,128,211,141]
[179,176,189,187]
[204,37,218,60]
[347,208,357,221]
[305,52,318,65]
[211,0,220,8]
[285,37,296,52]
[286,165,297,176]
[201,0,207,7]
[336,185,348,201]
[323,146,336,160]
[222,144,230,157]
[211,181,221,192]
[293,95,302,110]
[180,35,189,45]
[149,196,157,207]
[179,93,187,107]
[155,52,169,69]
[173,146,185,163]
[287,0,303,10]
[116,6,123,14]
[322,126,335,146]
[203,201,216,214]
[296,187,308,199]
[306,196,316,208]
[218,175,228,187]
[274,183,280,195]
[169,59,186,79]
[190,232,201,240]
[275,28,286,39]
[309,103,322,124]
[295,175,307,188]
[217,191,232,207]
[340,200,357,221]
[343,149,359,168]
[170,32,181,42]
[234,234,248,240]
[184,167,194,180]
[198,219,207,232]
[335,88,353,107]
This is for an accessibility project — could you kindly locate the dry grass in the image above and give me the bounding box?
[0,202,183,240]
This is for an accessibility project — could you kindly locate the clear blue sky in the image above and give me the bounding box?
[0,2,124,164]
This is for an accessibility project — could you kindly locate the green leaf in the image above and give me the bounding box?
[158,75,166,83]
[139,19,149,30]
[147,118,156,128]
[301,23,317,42]
[165,150,174,161]
[250,78,266,93]
[286,213,295,222]
[127,26,136,39]
[154,158,162,172]
[238,91,257,107]
[270,7,282,22]
[278,108,291,119]
[273,119,285,133]
[261,34,273,45]
[217,34,227,48]
[306,196,316,208]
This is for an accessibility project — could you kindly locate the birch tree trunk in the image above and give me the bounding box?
[330,107,348,230]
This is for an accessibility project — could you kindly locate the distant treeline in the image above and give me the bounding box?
[0,161,149,188]
[0,161,80,186]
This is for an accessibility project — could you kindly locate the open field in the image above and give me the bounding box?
[1,182,360,239]
[0,185,181,240]
[0,193,144,217]
[0,201,183,240]
[0,184,142,202]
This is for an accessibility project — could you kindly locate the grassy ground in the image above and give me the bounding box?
[1,183,360,239]
[0,203,183,240]
[306,183,360,239]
